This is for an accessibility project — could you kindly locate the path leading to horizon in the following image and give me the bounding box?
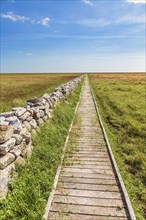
[46,77,134,220]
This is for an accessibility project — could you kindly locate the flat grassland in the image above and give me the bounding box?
[0,73,79,112]
[89,73,146,220]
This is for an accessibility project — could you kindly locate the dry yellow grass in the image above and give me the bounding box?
[0,73,79,112]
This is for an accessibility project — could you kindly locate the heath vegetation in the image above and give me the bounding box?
[0,73,79,112]
[89,73,146,220]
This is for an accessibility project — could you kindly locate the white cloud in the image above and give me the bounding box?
[38,17,50,26]
[127,0,146,3]
[1,12,30,23]
[1,12,50,27]
[76,18,110,27]
[116,14,146,24]
[82,0,95,7]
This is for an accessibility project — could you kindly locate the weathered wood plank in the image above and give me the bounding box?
[62,167,114,175]
[64,164,112,170]
[60,172,115,179]
[59,177,117,185]
[53,195,124,207]
[55,188,122,199]
[57,182,119,192]
[48,211,129,220]
[51,203,127,217]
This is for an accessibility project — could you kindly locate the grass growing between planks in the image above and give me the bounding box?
[0,73,79,112]
[89,73,146,220]
[0,81,83,220]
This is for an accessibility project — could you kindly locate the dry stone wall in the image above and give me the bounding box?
[0,74,84,199]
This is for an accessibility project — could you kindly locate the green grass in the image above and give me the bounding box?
[0,80,83,220]
[89,73,146,220]
[0,73,79,112]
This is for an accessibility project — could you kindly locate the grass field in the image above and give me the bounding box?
[89,73,146,220]
[0,73,79,112]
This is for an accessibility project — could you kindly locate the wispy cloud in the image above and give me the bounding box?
[82,0,95,7]
[1,12,30,23]
[1,11,50,27]
[116,14,146,24]
[127,0,146,4]
[75,13,145,28]
[76,18,110,27]
[18,51,32,56]
[37,17,50,26]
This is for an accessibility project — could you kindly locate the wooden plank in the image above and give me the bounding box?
[57,182,119,192]
[67,152,108,157]
[62,167,114,175]
[65,158,111,163]
[48,211,129,220]
[60,172,115,179]
[59,177,117,185]
[68,149,107,153]
[66,155,109,159]
[55,188,122,199]
[53,195,124,207]
[51,203,127,217]
[74,146,106,150]
[64,164,112,170]
[70,161,111,165]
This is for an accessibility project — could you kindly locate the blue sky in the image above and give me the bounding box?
[1,0,146,73]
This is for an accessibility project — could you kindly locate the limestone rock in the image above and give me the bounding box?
[27,109,34,115]
[12,134,23,145]
[20,128,31,144]
[0,163,15,199]
[12,107,26,117]
[10,147,21,157]
[29,119,37,129]
[36,112,41,119]
[27,96,39,104]
[39,110,45,118]
[39,105,45,110]
[36,118,44,126]
[21,141,32,157]
[43,115,48,122]
[14,156,25,166]
[0,117,5,125]
[23,121,31,131]
[11,118,22,134]
[5,116,18,123]
[43,93,50,101]
[19,111,31,121]
[26,116,33,122]
[44,102,50,115]
[0,138,16,155]
[0,153,15,169]
[0,125,13,144]
[39,97,46,105]
[17,140,27,153]
[0,112,15,118]
[0,121,9,126]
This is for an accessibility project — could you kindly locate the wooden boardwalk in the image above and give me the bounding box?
[46,77,135,220]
